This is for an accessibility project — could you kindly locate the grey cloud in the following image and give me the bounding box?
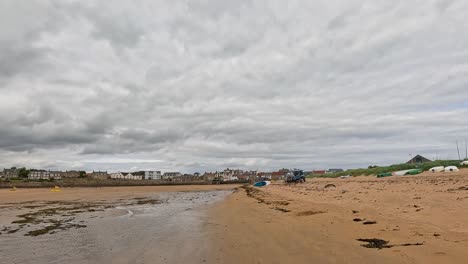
[1,0,468,172]
[0,45,48,78]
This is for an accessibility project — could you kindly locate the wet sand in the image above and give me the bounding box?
[0,185,237,264]
[206,170,468,263]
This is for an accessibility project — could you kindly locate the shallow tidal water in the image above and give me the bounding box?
[0,190,232,264]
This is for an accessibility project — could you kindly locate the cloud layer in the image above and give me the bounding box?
[1,0,468,172]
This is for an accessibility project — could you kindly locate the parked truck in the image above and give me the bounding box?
[285,169,306,183]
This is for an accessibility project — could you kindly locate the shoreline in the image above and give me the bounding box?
[0,184,239,203]
[0,179,245,189]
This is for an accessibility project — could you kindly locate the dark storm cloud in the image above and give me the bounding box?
[1,0,468,172]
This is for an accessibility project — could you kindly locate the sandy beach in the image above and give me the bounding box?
[1,173,467,264]
[206,170,468,263]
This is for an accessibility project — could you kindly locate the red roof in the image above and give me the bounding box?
[313,170,326,174]
[272,171,285,176]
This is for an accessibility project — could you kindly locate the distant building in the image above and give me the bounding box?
[201,172,216,181]
[144,171,162,180]
[237,170,257,181]
[217,168,243,181]
[407,155,432,164]
[163,172,182,179]
[132,171,145,179]
[312,170,326,175]
[50,171,62,180]
[61,170,80,178]
[110,172,143,180]
[29,170,49,180]
[258,172,272,180]
[3,168,19,179]
[89,171,108,180]
[271,171,287,180]
[29,170,62,180]
[327,169,344,173]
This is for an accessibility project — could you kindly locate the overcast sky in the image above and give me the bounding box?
[1,0,468,173]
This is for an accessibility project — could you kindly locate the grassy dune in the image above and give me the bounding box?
[310,160,467,178]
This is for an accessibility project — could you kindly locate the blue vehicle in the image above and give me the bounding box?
[285,169,306,183]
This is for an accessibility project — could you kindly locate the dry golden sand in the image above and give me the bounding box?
[205,170,468,264]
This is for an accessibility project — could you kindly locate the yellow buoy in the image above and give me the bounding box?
[50,185,62,192]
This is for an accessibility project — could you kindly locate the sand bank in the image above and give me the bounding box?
[205,171,468,263]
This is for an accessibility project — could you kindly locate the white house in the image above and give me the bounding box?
[29,170,49,180]
[163,172,182,179]
[217,168,241,181]
[110,172,143,180]
[145,171,162,180]
[28,170,62,180]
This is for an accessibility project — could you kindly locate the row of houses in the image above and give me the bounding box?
[1,167,346,182]
[1,168,20,178]
[109,171,183,180]
[0,168,108,180]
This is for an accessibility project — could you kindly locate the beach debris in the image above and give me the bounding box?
[429,166,444,173]
[352,210,359,214]
[3,199,121,237]
[324,184,336,189]
[353,218,363,222]
[357,238,390,249]
[447,186,468,191]
[460,161,468,166]
[271,201,290,206]
[10,186,17,191]
[134,198,164,205]
[357,238,423,249]
[340,175,351,179]
[444,166,459,172]
[26,221,86,237]
[274,207,291,213]
[363,221,377,225]
[50,186,62,192]
[296,210,326,216]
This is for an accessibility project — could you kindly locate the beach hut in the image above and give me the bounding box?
[444,166,459,172]
[429,166,444,173]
